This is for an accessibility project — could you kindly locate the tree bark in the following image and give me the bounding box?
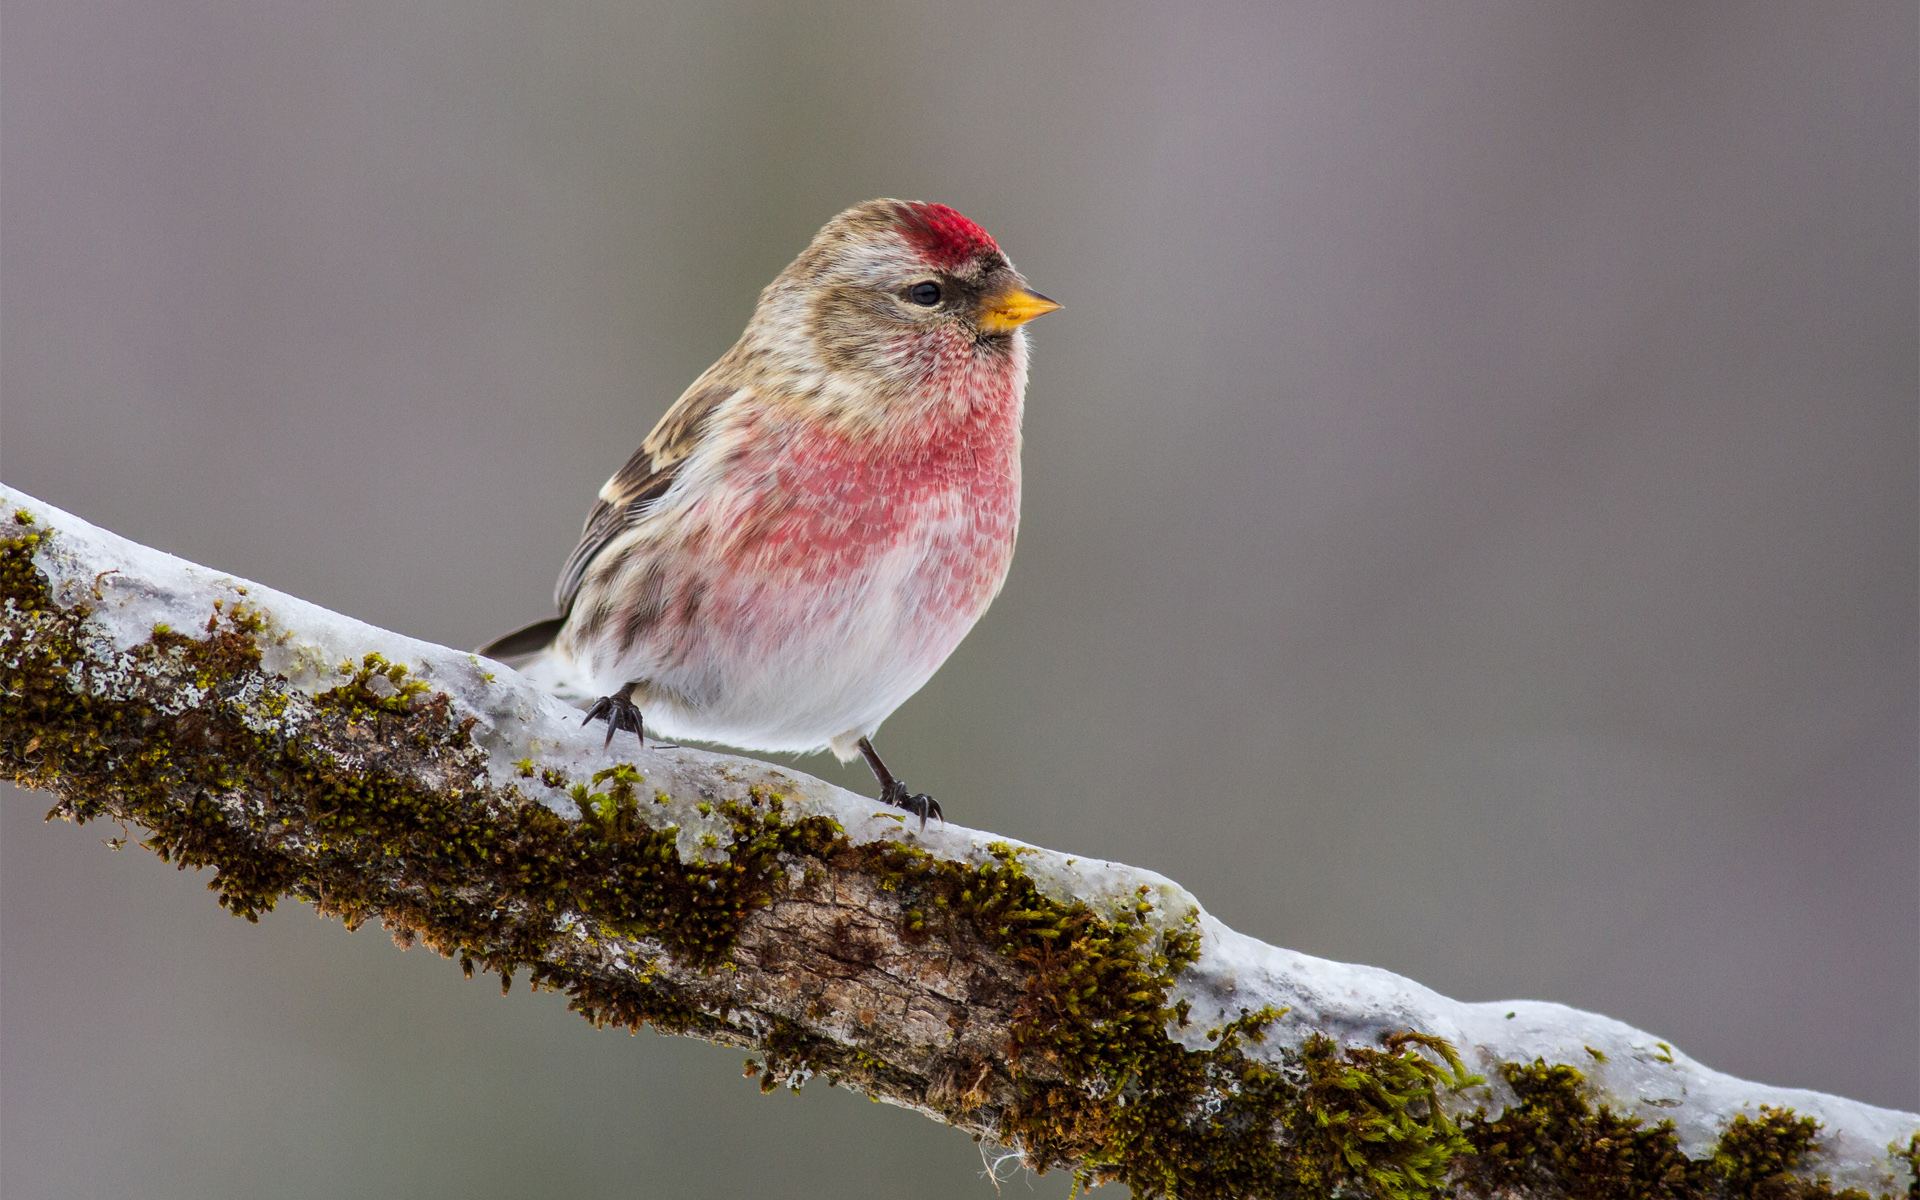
[1,484,1912,1200]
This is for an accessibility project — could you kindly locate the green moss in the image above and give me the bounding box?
[1301,1031,1478,1200]
[1461,1060,1697,1200]
[147,601,268,688]
[1713,1108,1824,1196]
[1,516,128,816]
[1,509,1908,1200]
[825,839,1484,1199]
[831,817,1904,1200]
[1893,1134,1919,1200]
[1461,1063,1876,1200]
[0,508,839,976]
[318,651,431,716]
[0,509,1494,1200]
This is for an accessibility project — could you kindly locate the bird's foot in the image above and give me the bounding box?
[582,687,644,750]
[879,780,942,829]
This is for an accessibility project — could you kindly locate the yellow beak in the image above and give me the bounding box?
[976,286,1061,334]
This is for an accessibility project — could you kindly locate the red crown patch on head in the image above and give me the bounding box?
[896,202,999,269]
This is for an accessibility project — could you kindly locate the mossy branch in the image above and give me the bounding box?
[1,484,1913,1200]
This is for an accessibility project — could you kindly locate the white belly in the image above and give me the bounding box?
[549,512,1005,760]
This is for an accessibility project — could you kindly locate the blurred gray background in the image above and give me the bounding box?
[2,2,1914,1197]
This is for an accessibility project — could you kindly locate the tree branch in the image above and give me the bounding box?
[1,484,1912,1200]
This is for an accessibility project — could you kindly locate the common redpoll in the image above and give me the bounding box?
[481,199,1058,822]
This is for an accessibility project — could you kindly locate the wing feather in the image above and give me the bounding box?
[553,383,736,615]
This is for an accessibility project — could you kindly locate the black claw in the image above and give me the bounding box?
[582,689,645,749]
[880,781,943,830]
[855,736,945,830]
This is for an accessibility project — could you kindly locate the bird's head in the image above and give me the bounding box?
[744,199,1059,403]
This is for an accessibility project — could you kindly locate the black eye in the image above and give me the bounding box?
[908,281,942,306]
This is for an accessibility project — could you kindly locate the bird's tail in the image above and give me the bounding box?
[477,616,564,666]
[476,616,594,706]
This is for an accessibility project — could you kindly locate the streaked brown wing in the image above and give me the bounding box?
[553,383,735,615]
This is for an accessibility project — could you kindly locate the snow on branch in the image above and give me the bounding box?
[0,483,1913,1200]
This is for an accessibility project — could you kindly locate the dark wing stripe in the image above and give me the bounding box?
[554,463,676,614]
[552,384,737,616]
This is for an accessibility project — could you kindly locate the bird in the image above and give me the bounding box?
[479,199,1058,824]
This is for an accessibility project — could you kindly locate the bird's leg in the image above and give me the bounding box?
[583,681,645,750]
[857,737,942,828]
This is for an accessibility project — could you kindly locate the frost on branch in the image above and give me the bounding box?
[0,483,1913,1200]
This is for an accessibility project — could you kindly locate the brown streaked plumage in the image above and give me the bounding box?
[555,383,733,615]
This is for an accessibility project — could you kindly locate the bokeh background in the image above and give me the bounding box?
[3,3,1914,1197]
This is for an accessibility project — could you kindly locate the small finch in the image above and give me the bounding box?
[481,199,1058,823]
